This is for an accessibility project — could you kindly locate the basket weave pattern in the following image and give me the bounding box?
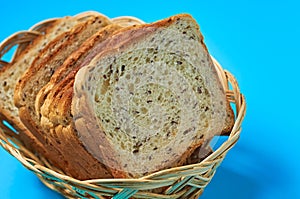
[0,12,246,199]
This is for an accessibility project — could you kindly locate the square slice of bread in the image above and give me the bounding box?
[72,14,234,178]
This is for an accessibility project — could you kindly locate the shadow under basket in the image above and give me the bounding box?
[0,12,246,199]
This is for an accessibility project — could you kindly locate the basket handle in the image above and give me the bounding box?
[0,16,61,67]
[0,31,41,68]
[111,16,146,27]
[15,18,61,59]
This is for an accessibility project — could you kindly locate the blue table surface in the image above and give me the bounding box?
[1,0,299,198]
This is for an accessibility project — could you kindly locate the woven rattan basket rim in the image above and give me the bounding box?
[0,12,246,199]
[0,66,245,199]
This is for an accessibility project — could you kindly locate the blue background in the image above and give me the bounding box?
[0,0,299,198]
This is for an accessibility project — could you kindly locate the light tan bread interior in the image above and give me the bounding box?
[72,14,234,177]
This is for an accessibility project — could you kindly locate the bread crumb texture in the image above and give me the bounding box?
[73,16,228,177]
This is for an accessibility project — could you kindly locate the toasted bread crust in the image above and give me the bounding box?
[14,15,114,179]
[0,17,75,153]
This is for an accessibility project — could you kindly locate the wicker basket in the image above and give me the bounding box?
[0,12,246,199]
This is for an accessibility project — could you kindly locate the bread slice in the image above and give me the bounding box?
[14,15,110,135]
[72,14,234,178]
[11,18,59,60]
[13,15,114,179]
[37,17,147,129]
[35,24,127,179]
[36,20,151,179]
[0,16,85,153]
[35,20,159,179]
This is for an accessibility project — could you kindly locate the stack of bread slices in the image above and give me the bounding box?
[0,11,234,180]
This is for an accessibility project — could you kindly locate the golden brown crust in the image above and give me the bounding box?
[40,24,126,178]
[14,15,111,108]
[14,16,113,179]
[221,105,235,135]
[0,17,72,154]
[39,24,122,124]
